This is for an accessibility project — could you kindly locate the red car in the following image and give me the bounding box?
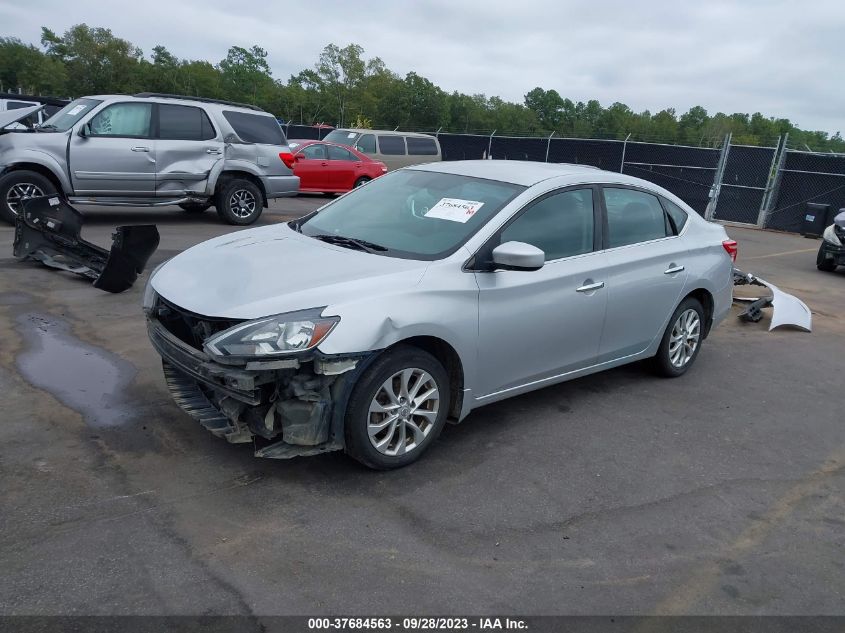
[288,140,388,193]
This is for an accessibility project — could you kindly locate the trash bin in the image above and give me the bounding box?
[802,202,831,238]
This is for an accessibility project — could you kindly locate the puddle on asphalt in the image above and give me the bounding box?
[16,313,138,427]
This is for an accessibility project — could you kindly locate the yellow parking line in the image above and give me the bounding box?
[743,247,818,260]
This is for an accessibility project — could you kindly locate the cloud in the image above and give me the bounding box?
[2,0,843,133]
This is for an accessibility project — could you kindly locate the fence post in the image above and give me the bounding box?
[545,131,555,162]
[487,130,496,159]
[759,132,789,228]
[755,134,783,227]
[620,133,631,173]
[707,133,732,221]
[435,127,442,138]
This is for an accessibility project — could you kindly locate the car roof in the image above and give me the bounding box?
[409,160,617,186]
[84,94,268,114]
[331,128,436,139]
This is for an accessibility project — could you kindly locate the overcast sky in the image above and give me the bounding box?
[3,0,844,133]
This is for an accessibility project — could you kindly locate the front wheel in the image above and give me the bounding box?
[817,245,837,272]
[344,345,450,470]
[653,297,705,377]
[215,178,263,225]
[353,177,371,188]
[0,170,57,224]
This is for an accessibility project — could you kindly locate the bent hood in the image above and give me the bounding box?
[0,104,44,132]
[151,224,429,319]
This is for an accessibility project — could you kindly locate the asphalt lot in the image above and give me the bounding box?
[0,198,842,616]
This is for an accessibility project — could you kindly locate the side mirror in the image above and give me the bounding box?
[77,124,89,138]
[491,241,545,271]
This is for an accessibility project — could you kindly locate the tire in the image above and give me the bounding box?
[344,345,450,470]
[214,178,263,225]
[653,297,705,378]
[816,245,837,272]
[353,177,370,188]
[0,170,57,224]
[179,202,212,213]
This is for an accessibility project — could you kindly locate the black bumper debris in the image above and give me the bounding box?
[13,195,159,293]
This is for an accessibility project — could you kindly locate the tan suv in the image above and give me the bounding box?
[322,129,441,171]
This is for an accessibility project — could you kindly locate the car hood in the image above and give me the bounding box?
[151,224,430,319]
[0,104,44,132]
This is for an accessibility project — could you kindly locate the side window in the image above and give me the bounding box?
[356,133,376,154]
[158,104,215,141]
[378,135,406,155]
[301,144,327,160]
[88,103,152,138]
[603,188,669,248]
[662,197,689,234]
[327,145,358,161]
[500,189,594,261]
[406,137,438,155]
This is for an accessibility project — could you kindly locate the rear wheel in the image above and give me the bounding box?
[653,297,705,378]
[0,170,56,224]
[344,345,450,470]
[179,202,212,213]
[215,178,263,225]
[816,244,837,272]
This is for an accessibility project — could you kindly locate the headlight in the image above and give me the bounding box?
[142,259,169,314]
[823,224,842,247]
[204,309,339,358]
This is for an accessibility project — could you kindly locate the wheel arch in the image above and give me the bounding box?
[387,335,465,422]
[683,287,715,337]
[215,170,268,207]
[1,161,68,195]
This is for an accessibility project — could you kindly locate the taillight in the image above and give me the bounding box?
[279,151,295,169]
[722,239,738,262]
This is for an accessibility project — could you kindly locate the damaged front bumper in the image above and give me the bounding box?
[732,267,812,332]
[147,316,370,459]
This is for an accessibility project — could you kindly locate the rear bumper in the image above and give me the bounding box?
[261,174,300,199]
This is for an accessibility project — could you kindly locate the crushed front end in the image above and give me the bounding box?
[145,295,367,459]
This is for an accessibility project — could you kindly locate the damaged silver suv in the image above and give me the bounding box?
[145,161,734,470]
[0,93,299,225]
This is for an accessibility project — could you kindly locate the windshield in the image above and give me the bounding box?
[297,170,525,260]
[323,130,360,147]
[40,98,102,132]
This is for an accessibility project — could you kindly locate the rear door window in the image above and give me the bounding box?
[406,136,438,155]
[328,145,359,161]
[603,188,670,248]
[378,135,406,155]
[222,110,286,145]
[158,104,216,140]
[661,198,689,234]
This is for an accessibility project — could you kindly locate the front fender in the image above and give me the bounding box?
[4,149,73,194]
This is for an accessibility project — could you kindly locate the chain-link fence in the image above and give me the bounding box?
[279,124,845,233]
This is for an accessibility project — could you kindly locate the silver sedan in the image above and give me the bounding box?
[145,160,736,469]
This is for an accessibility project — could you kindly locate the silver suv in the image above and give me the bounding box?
[0,93,299,225]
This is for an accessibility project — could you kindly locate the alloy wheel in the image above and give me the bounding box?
[6,183,45,216]
[367,368,440,456]
[228,189,256,219]
[668,308,701,368]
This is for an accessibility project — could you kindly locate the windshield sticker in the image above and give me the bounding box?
[67,105,87,116]
[347,132,356,138]
[424,198,485,223]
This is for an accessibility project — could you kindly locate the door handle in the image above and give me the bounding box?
[206,148,222,155]
[130,146,150,152]
[320,162,328,166]
[576,281,605,293]
[664,265,685,274]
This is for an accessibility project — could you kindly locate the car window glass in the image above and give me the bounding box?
[378,135,406,155]
[158,104,215,141]
[356,133,376,154]
[328,145,358,161]
[501,189,594,261]
[222,110,285,145]
[323,130,360,145]
[406,137,438,155]
[603,188,669,248]
[662,198,689,233]
[7,101,37,110]
[301,144,326,160]
[89,103,152,137]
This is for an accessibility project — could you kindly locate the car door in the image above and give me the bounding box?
[154,103,223,197]
[69,101,155,195]
[326,144,362,190]
[596,186,689,363]
[474,187,609,399]
[293,143,329,190]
